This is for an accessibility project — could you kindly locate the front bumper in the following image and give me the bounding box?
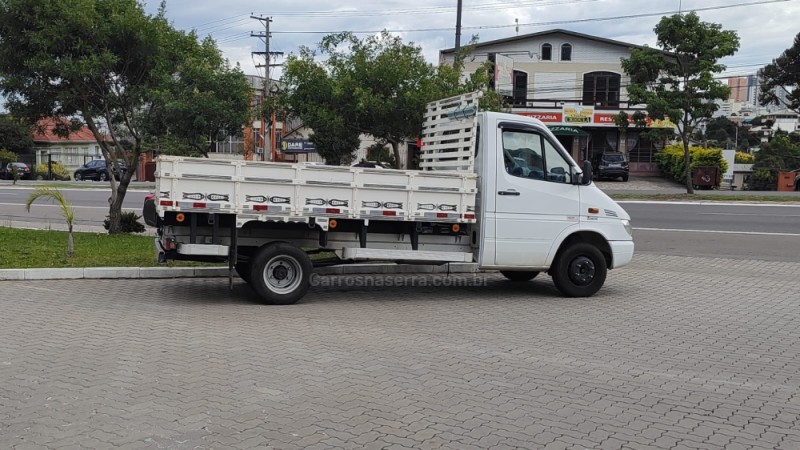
[609,240,634,269]
[599,168,629,177]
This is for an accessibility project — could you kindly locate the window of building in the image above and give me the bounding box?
[541,43,552,61]
[561,43,572,61]
[582,71,621,108]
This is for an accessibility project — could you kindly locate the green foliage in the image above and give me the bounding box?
[280,32,500,167]
[655,144,729,185]
[143,36,252,158]
[34,162,70,180]
[25,187,75,256]
[0,115,33,154]
[0,0,245,232]
[749,168,777,191]
[104,211,145,234]
[365,142,397,168]
[752,133,800,172]
[734,152,755,164]
[0,227,222,268]
[759,32,800,114]
[621,12,739,193]
[0,149,16,163]
[10,164,19,183]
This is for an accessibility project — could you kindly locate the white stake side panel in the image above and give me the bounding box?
[420,91,482,172]
[155,156,477,224]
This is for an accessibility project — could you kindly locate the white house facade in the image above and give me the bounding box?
[440,29,676,175]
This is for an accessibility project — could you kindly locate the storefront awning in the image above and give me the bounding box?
[547,125,590,137]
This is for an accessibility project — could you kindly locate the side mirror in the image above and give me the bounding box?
[581,160,593,185]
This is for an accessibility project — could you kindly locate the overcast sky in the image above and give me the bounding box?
[147,0,799,80]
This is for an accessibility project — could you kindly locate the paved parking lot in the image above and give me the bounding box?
[2,254,800,449]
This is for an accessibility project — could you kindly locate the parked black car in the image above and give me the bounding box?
[74,159,127,181]
[592,152,629,181]
[0,162,32,180]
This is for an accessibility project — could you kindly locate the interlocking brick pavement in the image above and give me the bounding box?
[2,254,799,449]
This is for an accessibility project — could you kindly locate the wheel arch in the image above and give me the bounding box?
[546,230,612,273]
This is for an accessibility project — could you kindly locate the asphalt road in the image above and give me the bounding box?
[0,183,148,228]
[620,201,800,263]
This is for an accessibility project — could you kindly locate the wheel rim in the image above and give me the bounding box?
[568,256,596,286]
[100,173,107,181]
[262,255,302,294]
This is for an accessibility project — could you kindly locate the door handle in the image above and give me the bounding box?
[498,190,520,196]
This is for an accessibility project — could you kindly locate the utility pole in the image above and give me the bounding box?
[251,15,284,162]
[454,0,463,55]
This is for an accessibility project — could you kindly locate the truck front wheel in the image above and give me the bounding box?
[249,243,312,305]
[551,243,607,297]
[500,271,539,282]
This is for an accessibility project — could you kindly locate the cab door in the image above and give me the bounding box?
[493,123,580,267]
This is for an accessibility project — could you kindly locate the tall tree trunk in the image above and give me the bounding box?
[390,140,401,169]
[683,134,694,195]
[106,157,136,234]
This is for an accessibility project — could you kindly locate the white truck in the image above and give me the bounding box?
[143,92,634,304]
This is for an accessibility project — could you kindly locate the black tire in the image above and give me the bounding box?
[551,243,607,297]
[500,270,539,282]
[99,172,108,181]
[622,174,629,182]
[249,242,312,305]
[235,262,251,284]
[74,172,82,181]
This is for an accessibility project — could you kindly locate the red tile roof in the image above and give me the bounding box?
[32,118,100,144]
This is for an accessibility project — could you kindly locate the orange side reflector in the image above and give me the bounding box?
[588,207,600,214]
[176,213,185,223]
[329,219,338,229]
[452,224,461,233]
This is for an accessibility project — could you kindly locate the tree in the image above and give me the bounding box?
[26,187,75,257]
[281,46,362,165]
[280,32,500,167]
[144,37,252,158]
[0,115,33,154]
[0,0,249,233]
[759,32,800,114]
[621,12,739,193]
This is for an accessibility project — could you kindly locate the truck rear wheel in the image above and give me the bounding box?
[249,243,312,305]
[551,243,607,297]
[500,271,539,282]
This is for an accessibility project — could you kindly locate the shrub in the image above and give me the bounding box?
[34,162,71,180]
[104,211,145,234]
[655,144,729,185]
[749,168,777,191]
[734,152,755,164]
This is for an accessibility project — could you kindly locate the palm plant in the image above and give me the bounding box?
[25,187,76,256]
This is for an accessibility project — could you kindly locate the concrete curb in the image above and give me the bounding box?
[0,263,480,281]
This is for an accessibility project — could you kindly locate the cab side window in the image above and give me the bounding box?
[543,138,572,184]
[502,129,545,180]
[502,129,572,184]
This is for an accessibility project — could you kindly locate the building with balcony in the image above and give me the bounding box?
[439,29,676,175]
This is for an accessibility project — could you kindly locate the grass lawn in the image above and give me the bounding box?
[0,227,219,269]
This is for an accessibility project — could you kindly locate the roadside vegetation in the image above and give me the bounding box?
[0,227,221,269]
[609,193,800,203]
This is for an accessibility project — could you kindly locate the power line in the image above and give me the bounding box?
[270,0,790,34]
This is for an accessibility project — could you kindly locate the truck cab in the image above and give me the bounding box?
[471,112,634,296]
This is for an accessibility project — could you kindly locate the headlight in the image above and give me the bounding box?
[621,219,632,237]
